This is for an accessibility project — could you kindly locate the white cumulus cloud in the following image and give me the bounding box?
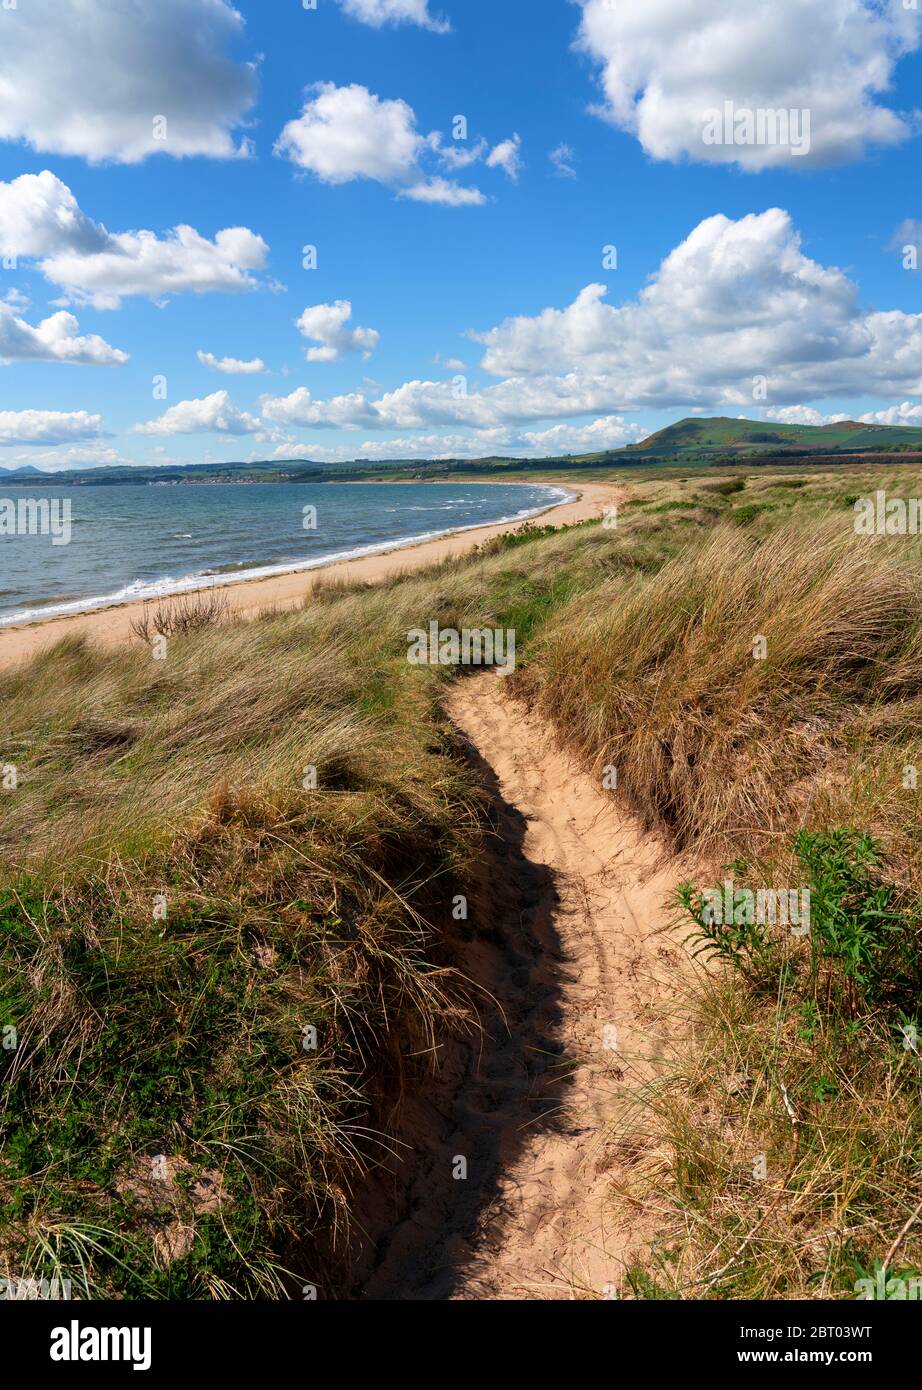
[859,402,922,426]
[338,0,450,32]
[296,302,380,362]
[276,83,515,205]
[486,134,523,181]
[0,303,128,366]
[1,441,128,473]
[261,209,922,438]
[198,350,267,375]
[0,409,105,445]
[0,172,268,308]
[575,0,921,170]
[261,387,379,431]
[0,0,257,164]
[519,417,645,453]
[267,416,645,462]
[133,390,261,436]
[277,84,424,185]
[763,406,850,426]
[472,209,922,407]
[401,178,487,207]
[0,171,107,257]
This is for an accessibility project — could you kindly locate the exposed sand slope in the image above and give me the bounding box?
[0,481,625,670]
[361,672,688,1300]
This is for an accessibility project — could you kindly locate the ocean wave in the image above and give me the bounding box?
[0,486,574,628]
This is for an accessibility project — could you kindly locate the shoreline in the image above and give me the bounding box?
[1,481,572,630]
[0,480,625,670]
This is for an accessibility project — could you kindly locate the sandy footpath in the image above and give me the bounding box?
[0,480,623,670]
[361,672,687,1299]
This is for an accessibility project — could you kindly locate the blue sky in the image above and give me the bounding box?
[1,0,922,471]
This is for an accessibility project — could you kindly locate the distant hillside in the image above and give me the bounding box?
[623,415,922,459]
[4,415,922,485]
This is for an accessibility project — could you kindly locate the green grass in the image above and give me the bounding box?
[649,831,921,1299]
[3,461,922,1298]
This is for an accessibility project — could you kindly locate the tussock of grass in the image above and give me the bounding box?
[700,477,747,496]
[519,517,922,857]
[629,830,921,1300]
[129,592,229,643]
[0,609,483,1297]
[629,967,920,1300]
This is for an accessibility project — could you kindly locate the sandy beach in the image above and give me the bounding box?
[0,480,624,670]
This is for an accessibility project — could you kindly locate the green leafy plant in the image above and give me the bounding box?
[793,829,921,1015]
[673,880,774,983]
[674,830,921,1018]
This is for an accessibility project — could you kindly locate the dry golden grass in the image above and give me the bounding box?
[519,516,922,859]
[0,598,486,1297]
[2,468,920,1299]
[620,962,921,1300]
[507,499,922,1300]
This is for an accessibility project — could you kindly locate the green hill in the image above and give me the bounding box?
[623,415,922,459]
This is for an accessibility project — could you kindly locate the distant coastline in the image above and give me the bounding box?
[3,414,922,490]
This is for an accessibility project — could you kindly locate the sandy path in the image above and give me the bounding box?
[0,480,624,670]
[360,672,687,1300]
